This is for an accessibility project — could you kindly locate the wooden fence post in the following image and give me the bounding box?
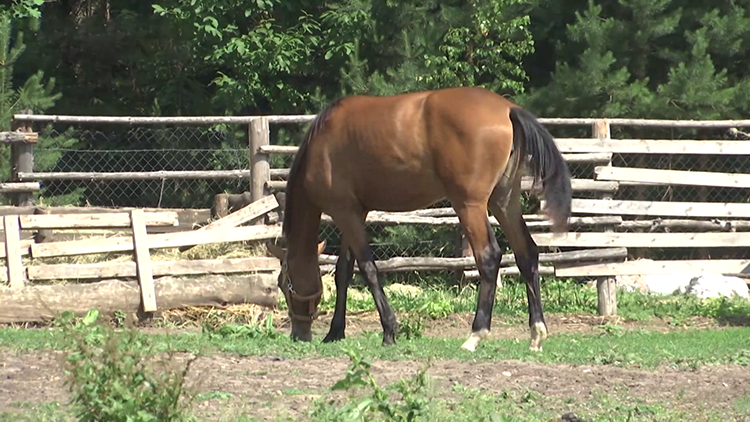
[249,117,270,207]
[4,215,25,289]
[592,119,617,316]
[131,209,157,313]
[10,110,35,207]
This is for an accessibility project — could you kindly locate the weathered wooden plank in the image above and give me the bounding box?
[20,211,179,229]
[27,257,281,281]
[555,139,750,154]
[0,131,37,144]
[0,206,210,229]
[18,170,252,181]
[555,259,750,277]
[554,198,750,218]
[595,166,750,189]
[0,182,39,193]
[260,146,612,163]
[463,266,555,279]
[532,232,750,247]
[268,178,619,193]
[0,239,33,259]
[203,195,278,230]
[320,213,622,228]
[131,210,156,312]
[3,216,24,289]
[317,247,627,272]
[182,195,278,253]
[30,224,282,258]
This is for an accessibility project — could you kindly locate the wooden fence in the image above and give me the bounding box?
[4,113,750,322]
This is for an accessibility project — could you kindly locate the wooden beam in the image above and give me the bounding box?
[30,224,282,258]
[260,145,612,163]
[180,194,278,253]
[555,198,750,218]
[596,166,750,189]
[0,206,210,229]
[317,247,627,272]
[0,273,279,324]
[3,216,24,289]
[268,178,619,193]
[463,266,555,279]
[0,131,37,144]
[532,232,750,248]
[320,212,622,228]
[18,170,252,181]
[19,211,179,229]
[0,182,39,193]
[555,138,750,154]
[555,259,750,277]
[202,195,278,230]
[131,210,156,312]
[27,257,281,281]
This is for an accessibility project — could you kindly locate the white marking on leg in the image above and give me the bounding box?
[529,322,548,352]
[461,328,489,352]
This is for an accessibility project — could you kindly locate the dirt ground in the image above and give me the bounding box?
[1,314,748,421]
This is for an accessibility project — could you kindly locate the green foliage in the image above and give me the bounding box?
[310,349,432,421]
[201,314,280,341]
[519,0,750,122]
[59,309,198,422]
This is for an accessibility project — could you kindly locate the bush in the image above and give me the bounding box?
[58,309,198,422]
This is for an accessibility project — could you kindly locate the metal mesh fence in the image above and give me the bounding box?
[20,120,750,284]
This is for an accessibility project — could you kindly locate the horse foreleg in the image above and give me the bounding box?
[331,210,398,345]
[323,242,355,343]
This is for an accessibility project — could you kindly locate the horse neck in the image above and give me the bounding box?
[285,192,323,288]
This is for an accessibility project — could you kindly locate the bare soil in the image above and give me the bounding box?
[1,314,747,421]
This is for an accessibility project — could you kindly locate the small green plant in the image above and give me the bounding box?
[60,309,198,422]
[397,314,424,340]
[310,348,432,421]
[202,314,279,340]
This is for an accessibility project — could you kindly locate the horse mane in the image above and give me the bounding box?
[282,100,341,238]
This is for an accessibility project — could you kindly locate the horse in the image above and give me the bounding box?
[266,86,571,352]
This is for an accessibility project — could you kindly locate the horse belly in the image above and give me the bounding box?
[356,169,445,212]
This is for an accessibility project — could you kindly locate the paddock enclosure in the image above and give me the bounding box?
[1,112,750,322]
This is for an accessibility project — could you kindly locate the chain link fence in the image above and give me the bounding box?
[20,119,750,284]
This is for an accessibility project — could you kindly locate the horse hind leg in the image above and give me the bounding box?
[489,185,547,352]
[454,203,503,352]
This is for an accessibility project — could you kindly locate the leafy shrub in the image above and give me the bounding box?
[59,309,198,422]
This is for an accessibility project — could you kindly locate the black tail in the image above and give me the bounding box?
[508,106,571,232]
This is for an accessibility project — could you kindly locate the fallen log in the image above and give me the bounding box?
[0,273,279,324]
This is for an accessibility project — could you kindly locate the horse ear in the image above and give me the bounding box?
[267,242,286,260]
[317,240,326,256]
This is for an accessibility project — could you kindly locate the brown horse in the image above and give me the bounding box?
[267,86,571,352]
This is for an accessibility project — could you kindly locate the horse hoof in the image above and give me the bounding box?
[322,333,345,343]
[529,321,548,352]
[461,329,489,352]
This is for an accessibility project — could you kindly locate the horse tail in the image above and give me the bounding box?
[508,106,571,232]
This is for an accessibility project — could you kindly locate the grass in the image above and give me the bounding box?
[2,320,749,370]
[307,275,750,325]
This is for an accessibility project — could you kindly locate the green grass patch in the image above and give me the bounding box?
[2,322,749,370]
[306,277,750,324]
